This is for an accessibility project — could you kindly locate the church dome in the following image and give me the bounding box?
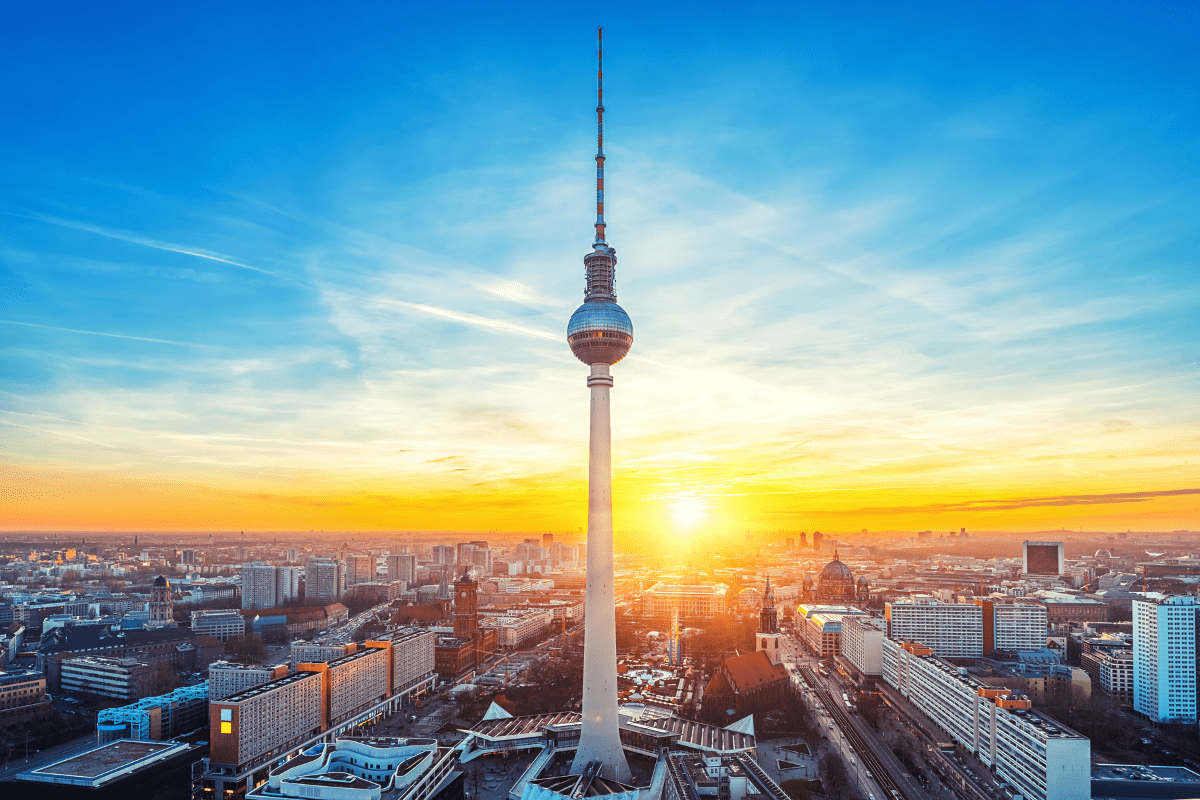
[820,558,853,582]
[153,575,168,587]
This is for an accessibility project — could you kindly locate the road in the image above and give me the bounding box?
[799,664,929,800]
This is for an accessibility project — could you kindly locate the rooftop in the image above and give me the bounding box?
[221,669,321,703]
[19,739,192,788]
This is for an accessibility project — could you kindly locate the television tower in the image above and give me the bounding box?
[567,26,633,784]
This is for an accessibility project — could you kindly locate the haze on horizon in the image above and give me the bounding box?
[1,4,1197,544]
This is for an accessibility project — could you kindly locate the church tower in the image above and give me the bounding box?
[149,575,174,628]
[757,576,783,666]
[453,568,478,640]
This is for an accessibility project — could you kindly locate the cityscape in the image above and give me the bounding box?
[2,5,1197,800]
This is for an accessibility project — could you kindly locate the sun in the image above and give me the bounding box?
[670,495,707,527]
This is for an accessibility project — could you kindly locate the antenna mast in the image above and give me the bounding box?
[595,26,606,245]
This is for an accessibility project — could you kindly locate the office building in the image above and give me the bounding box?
[1023,541,1065,575]
[886,599,983,658]
[840,614,886,677]
[285,548,299,563]
[0,668,46,711]
[480,609,554,649]
[209,661,290,699]
[640,581,728,619]
[191,609,246,642]
[305,558,344,603]
[883,639,1089,800]
[430,545,455,565]
[60,656,149,701]
[1133,594,1199,723]
[242,563,278,610]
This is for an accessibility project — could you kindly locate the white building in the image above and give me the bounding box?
[992,602,1048,652]
[61,656,148,701]
[209,661,290,699]
[305,558,344,603]
[1133,594,1199,723]
[883,639,1090,800]
[480,609,553,649]
[840,614,886,677]
[241,563,278,610]
[886,600,983,658]
[192,609,246,642]
[275,566,302,605]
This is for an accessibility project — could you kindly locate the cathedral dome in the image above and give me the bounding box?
[153,575,168,588]
[820,558,852,582]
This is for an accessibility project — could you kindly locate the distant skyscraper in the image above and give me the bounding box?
[242,563,277,610]
[812,531,823,551]
[542,533,554,548]
[567,28,632,784]
[431,545,455,565]
[285,548,299,563]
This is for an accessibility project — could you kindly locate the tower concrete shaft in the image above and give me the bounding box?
[570,362,631,782]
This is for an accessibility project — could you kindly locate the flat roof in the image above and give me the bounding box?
[221,669,322,703]
[1093,763,1200,782]
[19,739,192,787]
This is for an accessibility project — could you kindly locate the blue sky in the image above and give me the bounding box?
[2,2,1197,533]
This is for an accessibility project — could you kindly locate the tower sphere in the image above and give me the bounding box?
[567,300,633,365]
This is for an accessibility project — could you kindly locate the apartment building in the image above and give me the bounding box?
[298,646,390,727]
[840,614,886,677]
[346,554,375,586]
[275,566,302,605]
[305,558,345,603]
[1133,594,1199,723]
[369,628,437,699]
[208,661,289,700]
[883,639,1089,800]
[209,670,325,774]
[886,600,983,658]
[291,643,356,664]
[991,602,1049,652]
[241,563,278,610]
[386,553,417,584]
[1080,636,1134,703]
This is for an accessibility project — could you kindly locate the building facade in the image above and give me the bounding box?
[241,563,278,610]
[209,662,290,700]
[60,655,149,701]
[883,639,1089,800]
[840,614,886,677]
[640,582,728,619]
[886,600,983,658]
[148,575,173,628]
[191,609,246,642]
[1133,595,1199,723]
[305,558,345,603]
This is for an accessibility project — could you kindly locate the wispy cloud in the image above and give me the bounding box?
[0,319,216,348]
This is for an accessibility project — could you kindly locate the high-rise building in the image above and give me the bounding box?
[285,548,299,563]
[798,531,807,547]
[387,553,416,584]
[305,558,344,603]
[1133,595,1199,723]
[565,28,632,784]
[275,566,302,605]
[346,554,374,586]
[241,563,278,610]
[181,549,198,565]
[1023,541,1065,575]
[431,545,455,565]
[542,533,554,548]
[886,599,983,658]
[812,531,823,551]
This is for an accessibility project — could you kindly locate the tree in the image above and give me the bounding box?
[225,633,267,664]
[141,660,181,697]
[818,753,850,799]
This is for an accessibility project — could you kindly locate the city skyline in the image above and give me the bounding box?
[2,4,1197,540]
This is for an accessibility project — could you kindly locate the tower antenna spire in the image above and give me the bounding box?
[594,26,606,245]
